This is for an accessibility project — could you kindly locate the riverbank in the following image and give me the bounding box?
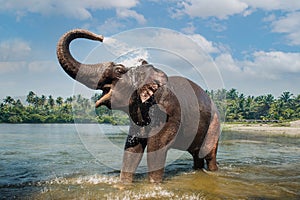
[223,120,300,137]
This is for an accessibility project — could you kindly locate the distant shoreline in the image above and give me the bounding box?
[222,120,300,137]
[1,120,300,137]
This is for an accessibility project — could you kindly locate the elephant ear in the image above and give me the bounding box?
[137,64,168,103]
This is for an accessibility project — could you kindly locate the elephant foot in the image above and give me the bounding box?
[120,172,134,183]
[205,147,218,171]
[193,158,205,170]
[148,169,164,183]
[189,150,205,170]
[206,159,218,171]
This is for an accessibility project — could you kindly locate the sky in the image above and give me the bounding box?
[1,0,300,100]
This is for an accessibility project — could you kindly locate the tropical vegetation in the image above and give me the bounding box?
[1,89,300,124]
[0,91,129,125]
[208,89,300,122]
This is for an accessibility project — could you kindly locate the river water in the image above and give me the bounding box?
[0,124,299,199]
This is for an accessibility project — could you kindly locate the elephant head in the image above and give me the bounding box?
[56,29,167,110]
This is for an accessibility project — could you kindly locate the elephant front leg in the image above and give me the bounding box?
[147,122,178,183]
[147,149,167,183]
[120,135,146,183]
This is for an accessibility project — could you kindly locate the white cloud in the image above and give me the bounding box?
[215,53,241,73]
[270,12,300,45]
[250,51,300,74]
[0,61,27,74]
[181,22,196,34]
[263,14,276,22]
[177,0,300,20]
[0,39,31,61]
[0,0,140,20]
[173,0,300,46]
[213,50,300,95]
[103,37,135,57]
[178,0,248,19]
[189,34,220,54]
[244,1,300,46]
[0,38,57,74]
[116,9,146,24]
[241,0,300,11]
[96,18,126,34]
[215,50,300,80]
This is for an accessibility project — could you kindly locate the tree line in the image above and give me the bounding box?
[0,91,129,124]
[1,89,300,124]
[208,89,300,122]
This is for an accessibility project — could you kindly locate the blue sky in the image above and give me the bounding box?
[1,0,300,100]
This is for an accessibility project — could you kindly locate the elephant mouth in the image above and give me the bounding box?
[95,84,112,108]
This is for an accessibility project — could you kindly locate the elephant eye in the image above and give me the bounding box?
[114,66,126,78]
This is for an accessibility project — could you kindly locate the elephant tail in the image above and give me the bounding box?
[199,103,221,158]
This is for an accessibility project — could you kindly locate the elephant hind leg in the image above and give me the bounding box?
[204,141,218,171]
[203,111,220,171]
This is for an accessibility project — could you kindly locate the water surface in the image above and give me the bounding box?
[0,124,299,199]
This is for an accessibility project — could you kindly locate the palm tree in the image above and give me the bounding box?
[244,95,255,119]
[15,99,24,108]
[238,93,245,114]
[65,96,74,104]
[280,91,293,105]
[265,94,275,105]
[48,95,55,108]
[26,91,36,106]
[76,94,84,104]
[40,95,47,108]
[261,94,275,118]
[293,94,300,118]
[4,96,15,105]
[56,97,63,107]
[227,88,238,100]
[278,92,294,119]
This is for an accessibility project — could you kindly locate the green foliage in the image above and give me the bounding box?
[208,89,300,122]
[0,92,129,124]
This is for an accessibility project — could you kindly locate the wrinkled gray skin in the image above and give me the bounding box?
[57,29,220,183]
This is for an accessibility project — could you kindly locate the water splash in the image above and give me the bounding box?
[105,185,205,200]
[45,174,120,185]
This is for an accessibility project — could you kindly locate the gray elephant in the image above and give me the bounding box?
[57,29,220,183]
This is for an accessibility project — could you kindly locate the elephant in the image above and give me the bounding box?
[57,29,220,183]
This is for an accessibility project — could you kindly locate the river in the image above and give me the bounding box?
[0,124,299,199]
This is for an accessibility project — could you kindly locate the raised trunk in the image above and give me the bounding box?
[56,29,115,89]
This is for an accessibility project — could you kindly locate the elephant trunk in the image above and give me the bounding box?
[56,29,115,89]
